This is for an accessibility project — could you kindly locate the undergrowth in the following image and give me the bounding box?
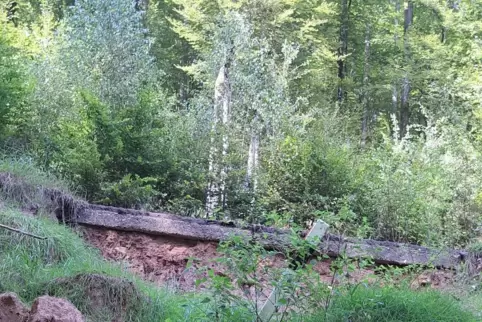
[306,285,477,322]
[0,155,70,191]
[0,157,477,321]
[0,206,186,321]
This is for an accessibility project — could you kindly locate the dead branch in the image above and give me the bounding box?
[0,223,47,240]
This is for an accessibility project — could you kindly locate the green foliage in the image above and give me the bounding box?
[0,14,29,141]
[187,232,476,322]
[188,233,330,321]
[0,0,481,250]
[99,174,159,209]
[311,285,475,322]
[0,155,67,191]
[263,116,359,226]
[1,1,482,321]
[358,119,482,246]
[58,0,157,108]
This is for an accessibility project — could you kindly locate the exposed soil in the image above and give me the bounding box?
[82,226,460,294]
[0,292,29,322]
[83,227,379,290]
[0,293,84,322]
[28,296,84,322]
[83,227,220,291]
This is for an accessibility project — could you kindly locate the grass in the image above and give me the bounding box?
[303,285,478,322]
[0,206,188,321]
[0,155,75,216]
[0,155,70,191]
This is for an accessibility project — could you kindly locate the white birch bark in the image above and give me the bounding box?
[337,0,350,103]
[400,0,413,139]
[391,0,400,118]
[361,23,371,147]
[206,64,231,217]
[245,126,260,192]
[219,65,231,210]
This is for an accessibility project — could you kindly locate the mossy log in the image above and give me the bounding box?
[76,204,467,269]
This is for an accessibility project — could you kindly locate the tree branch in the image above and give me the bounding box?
[0,224,47,240]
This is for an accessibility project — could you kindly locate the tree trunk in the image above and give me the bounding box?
[361,23,371,147]
[77,204,468,269]
[337,0,350,102]
[245,127,260,192]
[219,65,231,211]
[391,0,400,120]
[399,0,413,139]
[206,64,231,217]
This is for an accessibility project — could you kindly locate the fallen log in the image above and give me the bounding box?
[78,204,291,249]
[75,204,467,269]
[321,234,467,269]
[0,172,468,270]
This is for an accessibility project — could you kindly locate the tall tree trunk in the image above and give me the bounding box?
[399,0,413,139]
[206,64,231,217]
[361,23,371,147]
[246,132,259,192]
[245,114,260,192]
[337,0,350,102]
[391,0,400,120]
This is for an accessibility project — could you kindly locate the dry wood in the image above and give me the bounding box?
[0,223,47,240]
[75,204,467,269]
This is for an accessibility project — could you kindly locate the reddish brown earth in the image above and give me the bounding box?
[28,296,84,322]
[0,293,29,322]
[83,227,220,290]
[0,293,84,322]
[83,227,451,292]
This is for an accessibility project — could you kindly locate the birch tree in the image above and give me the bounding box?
[206,58,232,216]
[337,0,350,103]
[399,0,413,138]
[391,0,401,123]
[360,22,371,147]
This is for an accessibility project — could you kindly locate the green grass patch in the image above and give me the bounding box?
[305,285,477,322]
[0,206,190,321]
[0,155,69,191]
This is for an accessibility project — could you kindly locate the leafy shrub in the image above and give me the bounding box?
[262,118,359,226]
[99,174,159,209]
[187,232,331,322]
[0,18,29,140]
[358,120,482,247]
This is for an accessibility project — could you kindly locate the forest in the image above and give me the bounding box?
[0,0,481,250]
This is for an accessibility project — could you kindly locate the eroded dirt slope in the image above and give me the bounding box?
[83,226,457,293]
[83,227,380,291]
[83,227,220,290]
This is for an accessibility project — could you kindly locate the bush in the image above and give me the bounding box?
[99,174,159,209]
[0,20,29,140]
[262,117,359,226]
[358,120,482,247]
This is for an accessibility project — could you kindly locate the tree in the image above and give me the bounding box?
[0,9,28,141]
[59,0,157,109]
